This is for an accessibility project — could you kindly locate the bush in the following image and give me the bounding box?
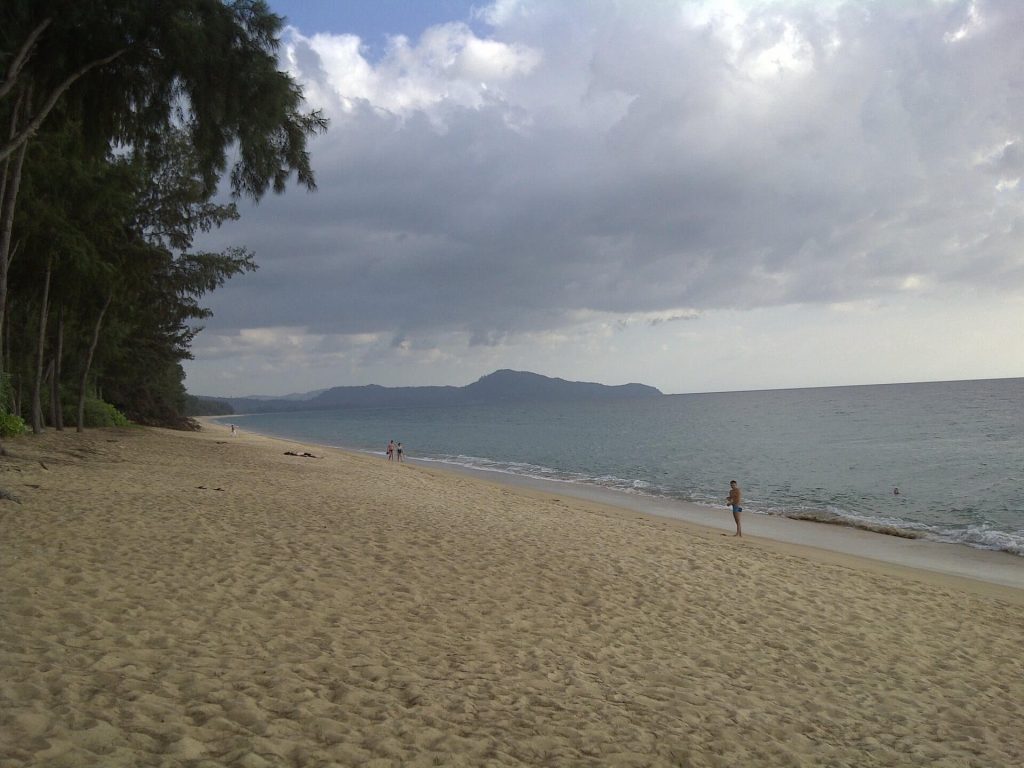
[63,397,131,428]
[0,412,28,438]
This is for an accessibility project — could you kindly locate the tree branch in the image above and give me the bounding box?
[0,18,52,102]
[0,47,126,163]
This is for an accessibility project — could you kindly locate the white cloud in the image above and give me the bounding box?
[945,0,983,42]
[282,21,540,120]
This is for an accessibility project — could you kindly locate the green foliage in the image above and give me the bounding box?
[184,394,234,416]
[0,375,26,436]
[101,357,190,428]
[63,397,129,428]
[4,0,328,198]
[1,374,14,413]
[1,0,325,431]
[0,412,28,438]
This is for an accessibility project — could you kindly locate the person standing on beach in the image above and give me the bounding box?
[726,480,743,537]
[387,440,395,461]
[396,442,404,462]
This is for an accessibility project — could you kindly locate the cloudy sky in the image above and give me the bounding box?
[185,0,1024,397]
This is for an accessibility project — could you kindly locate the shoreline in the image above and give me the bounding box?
[210,418,1024,595]
[4,422,1024,766]
[413,457,1024,594]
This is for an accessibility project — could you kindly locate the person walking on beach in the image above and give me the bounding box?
[726,480,743,537]
[230,424,236,436]
[387,440,395,461]
[396,442,404,462]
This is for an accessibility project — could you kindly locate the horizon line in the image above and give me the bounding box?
[193,372,1024,401]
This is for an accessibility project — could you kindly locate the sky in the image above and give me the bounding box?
[184,0,1024,397]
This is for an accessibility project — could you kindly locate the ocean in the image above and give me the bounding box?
[224,377,1024,556]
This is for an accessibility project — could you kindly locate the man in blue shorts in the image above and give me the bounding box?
[726,480,743,537]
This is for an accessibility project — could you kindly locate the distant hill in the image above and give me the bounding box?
[461,370,660,403]
[203,370,662,413]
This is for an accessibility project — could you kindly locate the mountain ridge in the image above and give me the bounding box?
[194,369,663,414]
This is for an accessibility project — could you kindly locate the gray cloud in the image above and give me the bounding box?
[196,0,1024,361]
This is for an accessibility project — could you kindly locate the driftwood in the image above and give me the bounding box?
[284,451,319,458]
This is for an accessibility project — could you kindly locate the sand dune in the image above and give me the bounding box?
[1,424,1022,767]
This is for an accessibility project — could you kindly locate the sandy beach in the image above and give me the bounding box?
[2,423,1023,767]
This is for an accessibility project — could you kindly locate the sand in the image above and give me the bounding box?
[2,424,1023,767]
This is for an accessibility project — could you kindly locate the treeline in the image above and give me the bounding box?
[183,395,233,417]
[0,1,326,443]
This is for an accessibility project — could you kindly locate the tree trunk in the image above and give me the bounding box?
[31,255,52,434]
[52,305,64,430]
[0,91,27,456]
[0,89,28,382]
[0,292,6,457]
[2,294,9,383]
[77,292,112,433]
[44,358,55,426]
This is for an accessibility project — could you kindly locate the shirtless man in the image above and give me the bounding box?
[726,480,743,537]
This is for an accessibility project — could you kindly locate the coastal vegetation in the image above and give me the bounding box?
[0,0,326,444]
[183,394,234,417]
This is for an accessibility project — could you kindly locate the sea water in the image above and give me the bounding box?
[225,378,1024,556]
